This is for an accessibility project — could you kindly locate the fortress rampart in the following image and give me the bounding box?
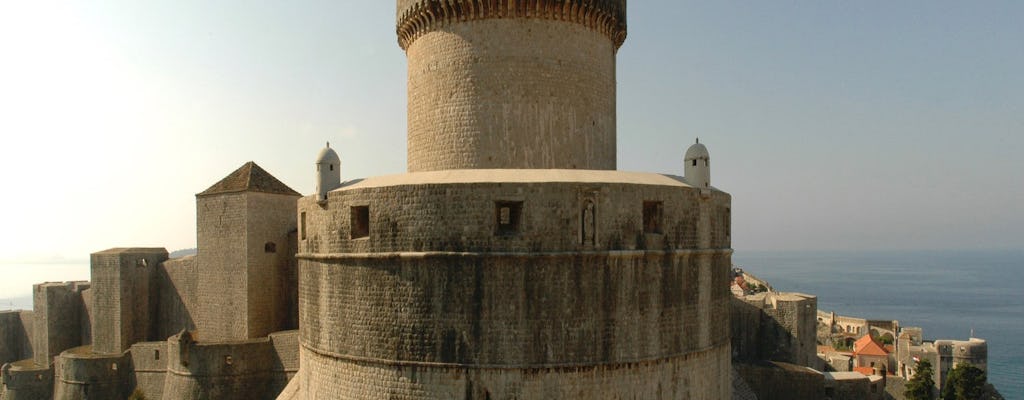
[162,330,297,400]
[293,168,733,398]
[31,282,90,367]
[1,360,53,400]
[90,248,169,354]
[52,346,132,400]
[300,171,731,254]
[731,292,818,367]
[0,311,34,367]
[155,256,199,340]
[396,0,627,50]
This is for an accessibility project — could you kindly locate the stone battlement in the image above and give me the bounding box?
[396,0,627,50]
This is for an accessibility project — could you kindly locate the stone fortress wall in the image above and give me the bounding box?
[817,310,898,339]
[731,292,818,368]
[292,168,734,399]
[1,163,304,400]
[0,311,34,368]
[31,282,91,368]
[300,172,730,254]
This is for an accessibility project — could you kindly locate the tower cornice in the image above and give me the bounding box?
[397,0,627,50]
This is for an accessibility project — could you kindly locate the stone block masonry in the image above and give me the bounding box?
[32,282,89,367]
[196,190,299,342]
[731,292,818,367]
[1,359,53,400]
[406,19,617,171]
[155,256,198,340]
[0,311,33,367]
[293,168,733,398]
[90,248,169,354]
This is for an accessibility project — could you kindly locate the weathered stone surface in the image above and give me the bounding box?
[90,248,168,354]
[195,190,298,341]
[32,283,89,367]
[0,311,33,367]
[406,19,618,172]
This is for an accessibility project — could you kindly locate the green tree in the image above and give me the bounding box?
[941,362,986,400]
[905,358,936,400]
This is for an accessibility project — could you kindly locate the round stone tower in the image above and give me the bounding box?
[287,2,732,399]
[398,0,627,171]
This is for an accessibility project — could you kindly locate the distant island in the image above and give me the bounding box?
[168,248,197,259]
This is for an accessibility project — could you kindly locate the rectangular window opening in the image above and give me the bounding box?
[300,212,307,240]
[495,201,523,236]
[725,207,731,238]
[643,201,663,234]
[351,206,370,239]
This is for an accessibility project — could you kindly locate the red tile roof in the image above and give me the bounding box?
[853,335,889,356]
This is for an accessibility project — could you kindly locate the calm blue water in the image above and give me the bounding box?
[734,249,1024,399]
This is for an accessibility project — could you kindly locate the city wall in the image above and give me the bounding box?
[90,248,168,354]
[155,257,198,340]
[163,330,296,400]
[297,249,730,398]
[0,311,34,366]
[1,359,53,400]
[297,345,731,399]
[299,172,731,255]
[732,292,817,367]
[130,341,167,400]
[735,361,823,400]
[52,346,131,400]
[32,282,90,367]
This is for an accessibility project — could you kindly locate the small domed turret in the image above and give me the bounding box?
[684,138,710,188]
[316,142,341,202]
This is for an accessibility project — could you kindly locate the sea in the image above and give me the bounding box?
[2,250,1021,398]
[734,249,1023,400]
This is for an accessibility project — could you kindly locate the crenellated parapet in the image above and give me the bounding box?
[397,0,627,50]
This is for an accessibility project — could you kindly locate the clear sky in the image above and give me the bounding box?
[0,1,1021,263]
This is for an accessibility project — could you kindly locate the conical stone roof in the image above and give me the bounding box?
[197,161,300,197]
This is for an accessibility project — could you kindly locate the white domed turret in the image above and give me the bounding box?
[316,142,341,202]
[684,138,710,188]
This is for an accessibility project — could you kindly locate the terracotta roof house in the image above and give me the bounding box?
[852,335,890,373]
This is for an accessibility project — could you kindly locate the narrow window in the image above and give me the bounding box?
[136,258,148,268]
[154,350,160,360]
[111,362,118,371]
[351,206,370,239]
[264,242,276,253]
[692,159,697,167]
[330,164,334,171]
[725,207,731,238]
[495,201,523,236]
[225,355,233,365]
[643,201,663,234]
[300,212,307,240]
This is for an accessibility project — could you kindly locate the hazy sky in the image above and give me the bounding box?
[1,1,1021,263]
